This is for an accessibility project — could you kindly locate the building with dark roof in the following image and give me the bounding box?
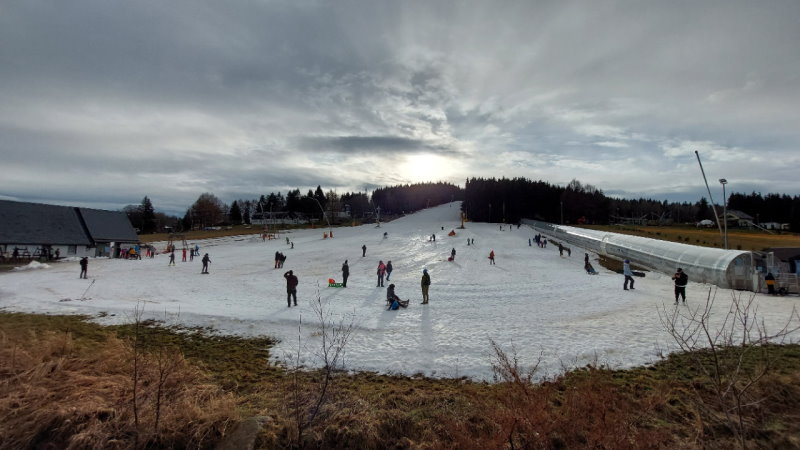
[0,200,139,260]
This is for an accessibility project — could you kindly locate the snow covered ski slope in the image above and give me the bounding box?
[1,202,798,380]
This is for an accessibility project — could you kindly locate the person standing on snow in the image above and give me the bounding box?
[79,257,89,279]
[623,259,635,290]
[386,260,393,281]
[450,248,456,261]
[488,250,495,265]
[341,260,349,287]
[672,268,688,304]
[376,260,386,287]
[765,272,776,295]
[168,250,176,266]
[284,270,299,307]
[201,253,211,274]
[421,268,431,304]
[362,244,367,257]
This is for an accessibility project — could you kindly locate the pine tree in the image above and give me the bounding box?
[141,196,156,233]
[229,201,243,224]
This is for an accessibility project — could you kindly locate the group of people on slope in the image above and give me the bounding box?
[620,258,688,304]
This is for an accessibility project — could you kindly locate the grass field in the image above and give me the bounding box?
[3,312,800,448]
[581,224,800,252]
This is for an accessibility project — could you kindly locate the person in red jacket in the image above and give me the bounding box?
[376,261,386,287]
[284,270,299,307]
[488,250,495,265]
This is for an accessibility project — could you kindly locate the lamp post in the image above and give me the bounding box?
[719,178,728,249]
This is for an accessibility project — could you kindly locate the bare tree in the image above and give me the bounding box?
[283,287,355,444]
[658,287,800,448]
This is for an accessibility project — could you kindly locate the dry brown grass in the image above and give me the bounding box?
[0,326,238,449]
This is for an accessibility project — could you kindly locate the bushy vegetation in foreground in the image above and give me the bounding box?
[1,312,799,449]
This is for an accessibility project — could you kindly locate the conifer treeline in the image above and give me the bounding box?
[372,182,463,215]
[728,192,800,230]
[461,177,800,231]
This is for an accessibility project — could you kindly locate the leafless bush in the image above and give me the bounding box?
[283,288,355,444]
[659,287,800,448]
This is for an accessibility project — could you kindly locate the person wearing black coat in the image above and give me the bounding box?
[284,270,299,307]
[341,260,349,287]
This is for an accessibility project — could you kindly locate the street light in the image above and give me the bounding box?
[719,178,728,249]
[302,196,331,236]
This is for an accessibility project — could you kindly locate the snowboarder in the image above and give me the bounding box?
[765,272,776,295]
[284,270,298,307]
[623,259,635,290]
[201,253,211,274]
[362,244,367,257]
[489,250,495,265]
[79,257,88,279]
[168,250,175,266]
[377,260,386,287]
[421,268,431,304]
[672,268,688,304]
[386,260,393,281]
[341,260,349,287]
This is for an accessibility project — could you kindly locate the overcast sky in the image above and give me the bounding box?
[2,0,799,215]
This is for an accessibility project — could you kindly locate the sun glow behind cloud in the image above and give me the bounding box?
[400,154,455,184]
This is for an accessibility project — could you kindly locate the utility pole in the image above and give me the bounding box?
[720,178,728,249]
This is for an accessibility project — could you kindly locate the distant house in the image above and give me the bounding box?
[250,211,307,225]
[761,222,790,231]
[721,209,754,227]
[0,200,139,259]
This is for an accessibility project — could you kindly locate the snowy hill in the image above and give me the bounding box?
[1,202,798,380]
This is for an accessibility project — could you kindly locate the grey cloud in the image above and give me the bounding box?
[2,0,800,214]
[297,136,456,155]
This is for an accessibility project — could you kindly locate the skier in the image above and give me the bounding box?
[168,250,175,266]
[341,260,349,287]
[362,244,367,257]
[284,270,299,307]
[386,260,393,281]
[672,268,688,304]
[376,260,386,287]
[488,250,495,265]
[79,257,88,279]
[623,259,635,290]
[201,253,211,274]
[421,268,431,304]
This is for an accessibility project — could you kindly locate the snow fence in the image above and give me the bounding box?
[523,220,757,291]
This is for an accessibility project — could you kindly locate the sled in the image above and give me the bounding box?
[447,230,456,236]
[387,299,409,310]
[328,278,344,288]
[447,256,454,262]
